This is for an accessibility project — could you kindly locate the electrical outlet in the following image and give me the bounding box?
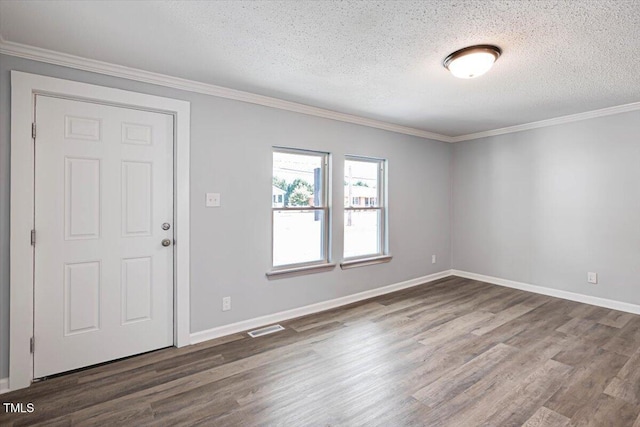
[222,296,231,311]
[206,192,221,207]
[587,272,598,284]
[432,254,436,264]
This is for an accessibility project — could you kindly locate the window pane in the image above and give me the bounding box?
[273,210,325,266]
[344,159,379,207]
[344,209,381,258]
[273,151,324,207]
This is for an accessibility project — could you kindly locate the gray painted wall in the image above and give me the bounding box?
[0,54,452,378]
[452,111,640,305]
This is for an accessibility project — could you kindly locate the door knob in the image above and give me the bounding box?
[161,239,172,247]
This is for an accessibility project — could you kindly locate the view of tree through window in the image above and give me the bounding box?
[272,149,328,267]
[344,157,386,259]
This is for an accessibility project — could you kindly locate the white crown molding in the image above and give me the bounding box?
[452,270,640,315]
[190,270,454,344]
[450,102,640,142]
[2,36,639,143]
[0,36,453,143]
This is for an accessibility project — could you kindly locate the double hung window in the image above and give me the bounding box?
[344,156,386,260]
[271,148,329,269]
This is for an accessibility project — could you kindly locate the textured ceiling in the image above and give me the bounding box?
[1,0,639,137]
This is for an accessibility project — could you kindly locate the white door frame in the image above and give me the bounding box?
[9,71,191,391]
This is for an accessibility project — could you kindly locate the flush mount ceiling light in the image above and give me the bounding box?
[443,45,502,79]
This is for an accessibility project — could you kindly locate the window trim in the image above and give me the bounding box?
[343,155,388,261]
[266,261,336,278]
[270,147,331,273]
[340,254,392,270]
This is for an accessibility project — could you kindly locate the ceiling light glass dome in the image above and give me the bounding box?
[443,45,502,79]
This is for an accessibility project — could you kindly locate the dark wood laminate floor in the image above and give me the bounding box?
[2,276,640,426]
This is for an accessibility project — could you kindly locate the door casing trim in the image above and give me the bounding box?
[9,71,191,391]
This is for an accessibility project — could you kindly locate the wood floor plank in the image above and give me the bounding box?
[76,404,155,427]
[338,395,431,427]
[412,342,518,406]
[604,377,640,406]
[394,332,573,426]
[568,304,610,321]
[287,301,385,331]
[616,347,640,384]
[552,334,606,367]
[375,332,505,394]
[522,406,570,427]
[570,393,640,427]
[2,276,639,426]
[599,310,635,329]
[415,310,495,345]
[380,281,504,328]
[77,333,246,384]
[478,288,531,313]
[557,317,597,336]
[478,358,574,426]
[581,323,624,347]
[499,300,576,348]
[470,297,546,336]
[545,348,629,418]
[19,330,345,425]
[603,336,640,357]
[609,317,640,356]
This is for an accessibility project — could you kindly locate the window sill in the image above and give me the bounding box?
[340,255,393,270]
[266,262,336,279]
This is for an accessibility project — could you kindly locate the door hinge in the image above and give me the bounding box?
[30,229,36,246]
[32,123,36,139]
[30,337,34,353]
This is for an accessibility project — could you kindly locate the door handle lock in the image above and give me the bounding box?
[161,239,172,247]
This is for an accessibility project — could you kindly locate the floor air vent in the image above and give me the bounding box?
[247,324,285,338]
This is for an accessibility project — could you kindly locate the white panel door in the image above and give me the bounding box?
[34,95,174,378]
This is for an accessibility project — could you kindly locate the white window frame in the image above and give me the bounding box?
[341,155,391,269]
[267,147,335,277]
[9,71,191,391]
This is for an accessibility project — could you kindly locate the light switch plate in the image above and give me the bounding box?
[206,193,221,207]
[587,272,598,284]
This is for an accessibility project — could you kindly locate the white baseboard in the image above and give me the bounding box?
[190,269,454,344]
[190,267,640,345]
[0,377,9,394]
[452,270,640,315]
